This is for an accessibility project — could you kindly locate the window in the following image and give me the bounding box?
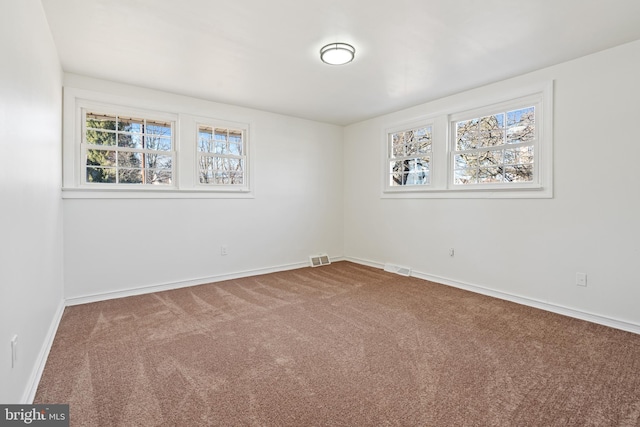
[197,125,246,186]
[84,112,174,185]
[62,88,253,198]
[452,106,536,186]
[382,82,552,198]
[387,124,432,187]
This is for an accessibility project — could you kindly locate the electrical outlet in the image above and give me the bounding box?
[576,272,587,287]
[11,335,18,368]
[221,246,228,256]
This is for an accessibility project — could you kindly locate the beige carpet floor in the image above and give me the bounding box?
[35,261,640,426]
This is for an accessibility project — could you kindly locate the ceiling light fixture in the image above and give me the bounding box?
[320,43,355,65]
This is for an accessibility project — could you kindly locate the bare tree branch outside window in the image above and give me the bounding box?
[454,107,535,185]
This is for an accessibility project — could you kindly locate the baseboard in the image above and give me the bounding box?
[343,256,384,270]
[65,259,326,306]
[346,256,640,335]
[22,299,66,403]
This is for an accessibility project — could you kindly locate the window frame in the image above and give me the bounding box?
[384,119,435,192]
[195,118,250,192]
[448,93,542,191]
[381,81,553,199]
[81,108,177,188]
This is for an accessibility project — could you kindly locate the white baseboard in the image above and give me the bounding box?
[65,260,322,306]
[343,256,384,270]
[346,256,640,335]
[23,299,66,403]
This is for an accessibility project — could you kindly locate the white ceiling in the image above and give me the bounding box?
[41,0,640,125]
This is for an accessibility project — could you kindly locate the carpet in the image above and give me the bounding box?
[35,261,640,426]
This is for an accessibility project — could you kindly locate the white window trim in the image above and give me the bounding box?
[382,81,553,199]
[62,87,254,199]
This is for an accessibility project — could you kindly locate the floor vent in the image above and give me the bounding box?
[384,263,411,277]
[309,254,331,267]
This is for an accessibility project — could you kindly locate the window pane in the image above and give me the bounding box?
[478,167,504,183]
[390,171,408,186]
[199,156,214,174]
[405,130,418,155]
[215,128,227,142]
[507,125,534,144]
[200,126,242,156]
[504,146,534,164]
[214,139,226,154]
[86,113,116,131]
[411,156,430,185]
[228,130,243,155]
[87,149,116,167]
[391,159,407,173]
[478,149,503,166]
[504,165,533,182]
[86,130,116,146]
[477,129,505,148]
[231,172,244,185]
[144,136,171,151]
[457,118,478,132]
[454,153,477,169]
[229,142,242,155]
[456,119,479,150]
[198,128,213,152]
[199,155,244,185]
[390,157,429,186]
[213,156,224,170]
[479,113,504,131]
[146,121,172,137]
[407,168,429,185]
[454,168,476,185]
[117,133,142,148]
[118,117,143,133]
[391,132,405,157]
[214,172,229,184]
[118,169,143,184]
[199,170,213,184]
[117,152,142,168]
[507,107,534,126]
[456,131,476,151]
[227,158,243,171]
[86,167,116,183]
[407,128,432,155]
[507,107,535,144]
[146,169,172,185]
[391,126,431,159]
[147,154,172,170]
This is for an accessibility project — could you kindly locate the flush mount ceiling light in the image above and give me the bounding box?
[320,43,355,65]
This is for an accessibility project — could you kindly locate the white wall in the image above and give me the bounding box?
[344,40,640,328]
[62,75,344,300]
[0,0,64,403]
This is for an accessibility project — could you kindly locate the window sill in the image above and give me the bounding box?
[381,185,552,199]
[62,187,255,199]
